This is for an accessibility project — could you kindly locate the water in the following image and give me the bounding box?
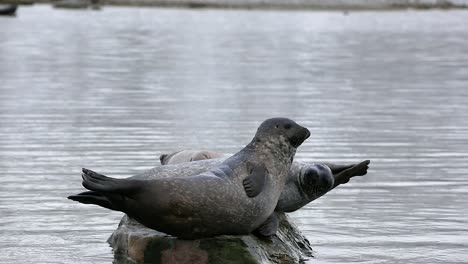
[1,5,467,263]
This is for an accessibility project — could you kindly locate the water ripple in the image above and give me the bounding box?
[1,5,467,264]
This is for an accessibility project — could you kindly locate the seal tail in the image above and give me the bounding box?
[67,191,116,210]
[81,168,143,194]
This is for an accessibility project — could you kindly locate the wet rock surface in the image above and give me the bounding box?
[109,213,313,264]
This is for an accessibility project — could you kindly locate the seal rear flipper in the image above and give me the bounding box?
[68,191,117,210]
[242,164,268,198]
[82,168,143,194]
[159,154,168,165]
[253,213,279,238]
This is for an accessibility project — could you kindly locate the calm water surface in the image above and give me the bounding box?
[1,5,467,263]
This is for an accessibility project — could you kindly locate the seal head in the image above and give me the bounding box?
[252,118,310,148]
[246,118,310,164]
[299,164,334,201]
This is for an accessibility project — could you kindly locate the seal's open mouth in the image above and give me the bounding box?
[290,128,310,148]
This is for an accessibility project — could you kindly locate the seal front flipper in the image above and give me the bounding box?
[333,160,370,187]
[243,164,268,198]
[253,213,279,238]
[323,163,354,174]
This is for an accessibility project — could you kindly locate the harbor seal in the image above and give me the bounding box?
[68,118,311,239]
[160,150,224,165]
[275,160,369,212]
[158,150,369,212]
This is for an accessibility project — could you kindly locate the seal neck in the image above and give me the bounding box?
[246,135,296,162]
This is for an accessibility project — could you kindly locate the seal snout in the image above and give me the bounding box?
[303,128,311,141]
[290,127,310,148]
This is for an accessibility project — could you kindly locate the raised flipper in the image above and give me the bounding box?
[333,160,370,187]
[243,164,268,198]
[81,168,143,194]
[323,163,354,174]
[253,213,279,238]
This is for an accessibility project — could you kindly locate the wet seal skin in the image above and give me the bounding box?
[159,150,370,213]
[68,118,310,239]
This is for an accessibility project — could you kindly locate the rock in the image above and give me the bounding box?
[108,213,313,264]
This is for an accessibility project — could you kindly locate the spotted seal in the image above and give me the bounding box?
[68,118,310,239]
[160,150,224,165]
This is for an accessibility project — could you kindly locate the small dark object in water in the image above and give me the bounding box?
[0,5,17,16]
[53,0,99,9]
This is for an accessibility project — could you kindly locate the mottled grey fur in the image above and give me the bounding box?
[69,118,310,239]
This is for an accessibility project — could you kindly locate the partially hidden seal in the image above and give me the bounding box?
[160,149,224,165]
[159,150,370,213]
[68,117,311,239]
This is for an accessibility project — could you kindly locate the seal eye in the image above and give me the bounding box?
[284,124,292,130]
[275,125,279,128]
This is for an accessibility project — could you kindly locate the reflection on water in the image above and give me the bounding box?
[1,5,467,263]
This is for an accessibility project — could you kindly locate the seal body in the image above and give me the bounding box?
[69,118,311,239]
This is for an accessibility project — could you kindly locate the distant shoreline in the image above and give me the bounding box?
[2,0,468,10]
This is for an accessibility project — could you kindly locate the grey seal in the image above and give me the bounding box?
[160,150,224,165]
[68,118,311,239]
[276,160,369,212]
[158,150,369,212]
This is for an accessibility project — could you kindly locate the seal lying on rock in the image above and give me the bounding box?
[158,150,370,213]
[68,118,311,239]
[276,160,369,212]
[160,150,224,165]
